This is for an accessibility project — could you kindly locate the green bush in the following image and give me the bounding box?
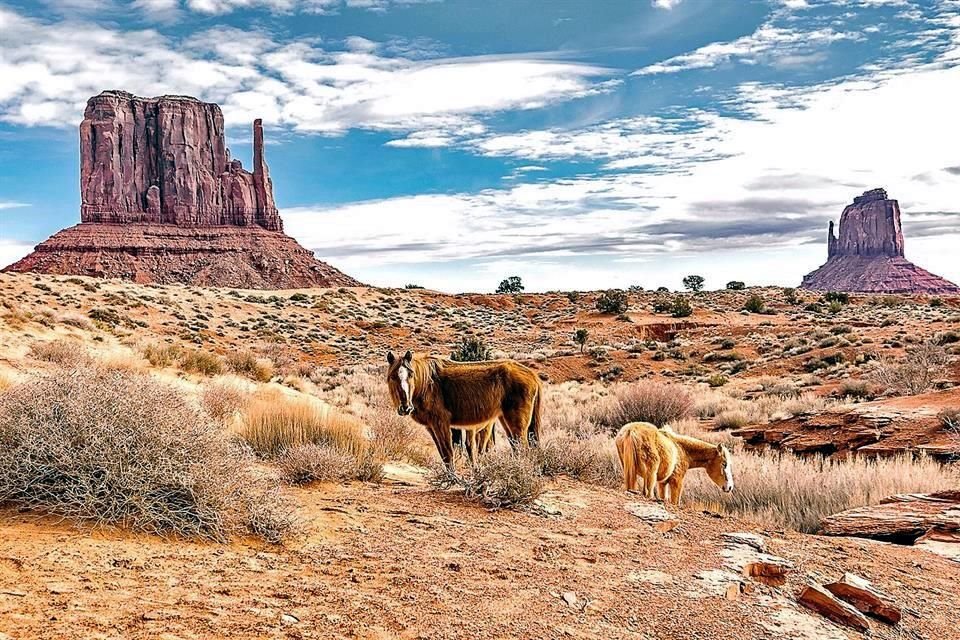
[451,337,492,362]
[682,275,705,293]
[823,291,849,305]
[726,281,746,290]
[743,294,765,313]
[671,296,693,318]
[596,289,629,314]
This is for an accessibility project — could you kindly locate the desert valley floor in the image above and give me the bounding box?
[1,272,959,639]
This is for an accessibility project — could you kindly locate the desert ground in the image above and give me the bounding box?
[1,271,959,639]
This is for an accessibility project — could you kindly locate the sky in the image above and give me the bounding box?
[0,0,958,292]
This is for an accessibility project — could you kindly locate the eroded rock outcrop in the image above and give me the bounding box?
[5,91,359,289]
[802,188,959,294]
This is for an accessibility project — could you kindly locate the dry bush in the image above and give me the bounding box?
[202,377,253,422]
[683,449,959,533]
[57,312,94,331]
[714,410,750,430]
[227,351,274,383]
[141,342,181,367]
[0,369,16,392]
[535,433,621,487]
[434,448,544,509]
[870,341,950,395]
[180,349,226,376]
[364,407,434,466]
[29,339,89,366]
[238,390,366,457]
[593,381,693,429]
[0,366,294,542]
[276,443,358,485]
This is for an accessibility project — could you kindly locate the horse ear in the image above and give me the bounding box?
[387,351,396,365]
[716,443,723,452]
[403,350,413,364]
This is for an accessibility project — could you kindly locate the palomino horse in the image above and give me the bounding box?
[385,351,541,468]
[615,422,733,504]
[452,421,497,462]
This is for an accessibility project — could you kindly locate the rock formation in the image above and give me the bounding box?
[801,188,958,294]
[4,91,359,289]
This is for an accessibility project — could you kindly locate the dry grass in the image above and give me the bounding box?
[141,342,182,367]
[276,443,363,485]
[684,449,959,533]
[433,448,544,509]
[0,365,295,542]
[869,341,951,395]
[202,376,253,422]
[593,381,693,430]
[227,351,274,383]
[29,339,89,366]
[180,349,226,377]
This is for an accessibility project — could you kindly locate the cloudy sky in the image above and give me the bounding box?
[1,0,958,292]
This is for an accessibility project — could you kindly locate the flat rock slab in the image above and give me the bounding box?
[825,573,901,625]
[624,502,675,523]
[797,582,870,632]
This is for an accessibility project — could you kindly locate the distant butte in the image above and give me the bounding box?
[3,90,360,289]
[801,188,959,294]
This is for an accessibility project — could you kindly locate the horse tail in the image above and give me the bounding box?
[616,426,639,492]
[527,384,542,447]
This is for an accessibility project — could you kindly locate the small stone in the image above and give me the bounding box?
[281,613,300,624]
[561,591,578,607]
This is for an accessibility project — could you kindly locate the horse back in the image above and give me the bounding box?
[435,360,539,426]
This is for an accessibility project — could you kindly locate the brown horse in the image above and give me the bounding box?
[615,422,733,504]
[385,351,541,468]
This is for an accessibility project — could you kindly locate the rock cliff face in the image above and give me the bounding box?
[4,91,359,289]
[802,189,958,294]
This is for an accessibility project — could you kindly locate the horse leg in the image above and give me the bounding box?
[658,481,670,503]
[668,475,684,505]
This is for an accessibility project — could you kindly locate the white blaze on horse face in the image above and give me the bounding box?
[723,455,734,492]
[397,366,413,412]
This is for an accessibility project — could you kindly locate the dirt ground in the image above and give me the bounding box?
[2,468,957,640]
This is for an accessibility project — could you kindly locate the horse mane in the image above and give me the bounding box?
[409,354,442,396]
[662,428,720,462]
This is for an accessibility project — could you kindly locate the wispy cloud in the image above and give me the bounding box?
[651,0,682,9]
[0,202,30,210]
[0,8,615,135]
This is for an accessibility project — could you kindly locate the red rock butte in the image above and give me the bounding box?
[801,188,959,294]
[3,90,360,289]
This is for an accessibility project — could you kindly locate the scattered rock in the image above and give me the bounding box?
[797,582,870,632]
[624,502,675,523]
[281,613,300,624]
[721,532,767,553]
[820,491,960,550]
[561,591,578,607]
[742,561,790,587]
[825,573,902,625]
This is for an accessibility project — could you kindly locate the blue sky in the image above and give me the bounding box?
[1,0,958,292]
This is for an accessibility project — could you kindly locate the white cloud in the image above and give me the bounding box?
[651,0,682,9]
[0,7,614,135]
[284,18,960,290]
[0,202,30,210]
[634,25,860,75]
[0,239,33,270]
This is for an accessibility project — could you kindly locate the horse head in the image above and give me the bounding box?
[706,443,734,493]
[386,350,416,416]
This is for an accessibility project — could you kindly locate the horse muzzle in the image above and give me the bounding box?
[398,405,415,416]
[723,484,734,493]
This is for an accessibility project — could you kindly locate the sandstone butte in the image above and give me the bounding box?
[801,188,959,294]
[3,90,360,289]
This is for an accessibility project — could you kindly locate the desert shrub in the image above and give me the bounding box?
[683,449,959,533]
[436,449,544,509]
[827,301,843,314]
[238,391,366,458]
[202,377,252,421]
[227,350,274,382]
[929,297,944,308]
[839,379,873,400]
[180,349,225,376]
[0,366,293,542]
[534,433,620,487]
[870,341,950,395]
[726,281,746,291]
[29,339,89,366]
[594,381,693,429]
[58,312,94,330]
[652,297,673,314]
[365,408,433,466]
[719,338,736,350]
[743,294,765,313]
[823,291,850,305]
[707,374,729,388]
[88,307,123,327]
[938,407,959,431]
[596,289,629,314]
[830,324,853,335]
[783,288,799,304]
[141,342,181,367]
[451,336,492,362]
[671,296,693,318]
[276,443,360,485]
[573,328,589,353]
[495,276,524,294]
[933,330,960,346]
[714,410,750,430]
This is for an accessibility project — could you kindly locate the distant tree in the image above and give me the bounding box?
[682,275,705,293]
[726,281,746,291]
[451,336,492,362]
[573,328,589,353]
[743,294,765,313]
[566,291,580,303]
[671,296,693,318]
[404,283,425,289]
[656,286,670,292]
[628,285,645,293]
[596,289,629,314]
[783,288,799,304]
[496,276,524,294]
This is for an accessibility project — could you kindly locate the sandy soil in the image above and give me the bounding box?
[1,470,957,640]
